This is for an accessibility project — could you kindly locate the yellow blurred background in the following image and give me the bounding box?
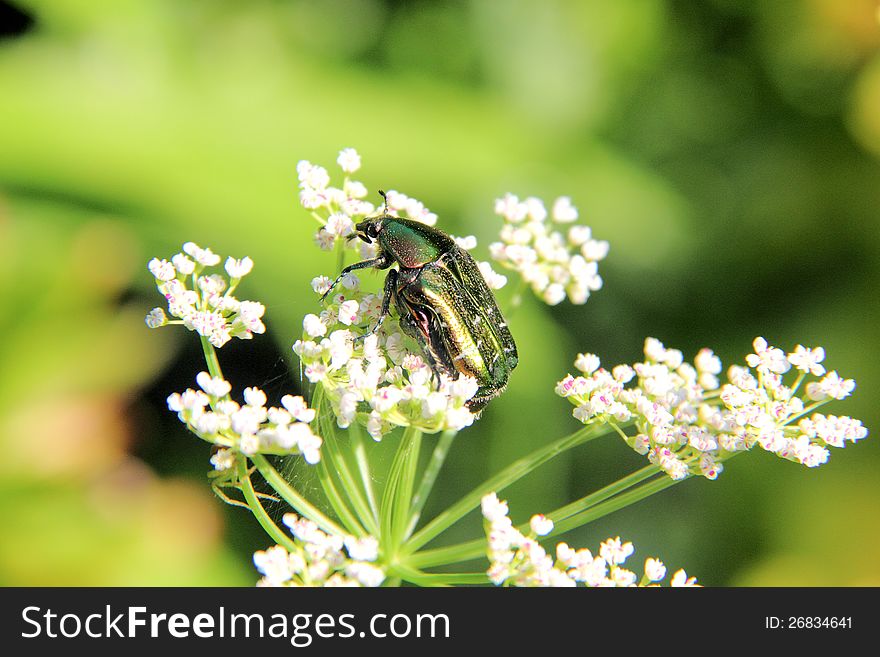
[0,0,878,586]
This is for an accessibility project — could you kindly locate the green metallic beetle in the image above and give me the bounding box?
[321,193,517,411]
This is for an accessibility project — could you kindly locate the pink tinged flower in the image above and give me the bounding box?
[303,313,327,338]
[599,537,634,566]
[171,253,196,275]
[281,395,316,423]
[745,337,791,374]
[304,363,327,383]
[326,213,355,237]
[296,160,330,189]
[337,392,359,428]
[314,229,336,251]
[644,558,666,582]
[337,300,359,326]
[494,193,528,223]
[225,256,254,278]
[311,276,332,295]
[366,412,385,441]
[336,148,361,173]
[787,344,826,375]
[551,196,578,223]
[145,307,167,328]
[148,258,176,281]
[530,515,554,536]
[818,371,855,400]
[183,242,221,267]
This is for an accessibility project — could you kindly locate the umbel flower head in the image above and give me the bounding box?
[254,514,384,587]
[168,373,322,466]
[146,242,265,348]
[481,493,698,587]
[557,337,867,480]
[489,193,608,305]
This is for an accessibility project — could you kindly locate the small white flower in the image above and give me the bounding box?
[454,235,478,250]
[225,256,254,278]
[148,258,176,281]
[196,371,232,398]
[303,313,327,338]
[644,558,666,582]
[145,307,167,328]
[281,395,316,423]
[481,493,509,522]
[243,386,267,408]
[337,148,361,173]
[171,253,196,275]
[551,196,578,223]
[530,514,554,536]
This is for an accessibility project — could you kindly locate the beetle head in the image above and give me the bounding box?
[352,216,384,244]
[349,190,392,244]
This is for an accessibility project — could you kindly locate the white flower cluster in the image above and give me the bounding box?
[489,194,607,305]
[168,372,322,465]
[481,493,698,587]
[254,513,384,587]
[297,147,436,256]
[556,337,867,480]
[146,242,265,348]
[296,278,479,439]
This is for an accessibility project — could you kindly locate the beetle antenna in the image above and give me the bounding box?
[378,189,388,213]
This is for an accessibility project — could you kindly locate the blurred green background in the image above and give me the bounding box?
[1,0,878,586]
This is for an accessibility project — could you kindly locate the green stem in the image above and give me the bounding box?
[237,460,297,551]
[200,336,224,380]
[545,464,660,527]
[393,428,422,546]
[550,474,677,535]
[403,422,604,555]
[405,430,456,539]
[313,385,379,535]
[380,426,420,555]
[407,464,661,569]
[315,458,367,537]
[348,422,380,527]
[250,453,345,536]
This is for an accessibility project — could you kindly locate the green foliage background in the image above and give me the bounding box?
[1,0,878,586]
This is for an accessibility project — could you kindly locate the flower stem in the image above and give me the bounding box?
[402,422,604,555]
[381,426,421,555]
[550,474,677,535]
[313,385,379,535]
[250,453,345,536]
[200,336,224,380]
[404,430,456,539]
[315,458,368,537]
[237,459,297,552]
[406,463,661,569]
[348,422,380,527]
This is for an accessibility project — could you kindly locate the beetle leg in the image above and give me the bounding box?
[320,253,393,303]
[355,268,398,341]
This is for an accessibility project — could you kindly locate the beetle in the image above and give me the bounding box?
[321,192,517,411]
